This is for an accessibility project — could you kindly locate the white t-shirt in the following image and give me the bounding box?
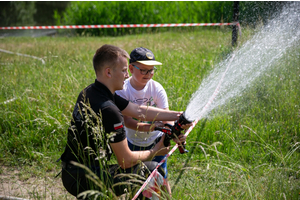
[116,78,169,147]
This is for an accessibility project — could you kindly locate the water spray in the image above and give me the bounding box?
[133,4,300,198]
[131,53,236,200]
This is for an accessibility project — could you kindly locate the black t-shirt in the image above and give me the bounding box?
[61,79,129,166]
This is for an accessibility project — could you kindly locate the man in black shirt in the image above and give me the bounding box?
[60,44,186,199]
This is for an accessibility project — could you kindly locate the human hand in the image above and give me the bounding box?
[172,133,187,144]
[180,122,193,130]
[152,134,170,156]
[149,121,165,132]
[154,121,165,127]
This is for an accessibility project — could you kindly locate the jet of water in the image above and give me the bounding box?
[185,2,300,121]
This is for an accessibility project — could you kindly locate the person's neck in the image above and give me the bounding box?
[96,77,115,94]
[129,77,146,91]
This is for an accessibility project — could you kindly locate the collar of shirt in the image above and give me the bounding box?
[93,79,115,102]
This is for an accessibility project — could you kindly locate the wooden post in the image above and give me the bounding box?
[232,1,239,46]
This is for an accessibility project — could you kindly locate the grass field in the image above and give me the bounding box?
[0,27,299,199]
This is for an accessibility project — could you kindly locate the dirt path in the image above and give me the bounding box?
[0,166,74,200]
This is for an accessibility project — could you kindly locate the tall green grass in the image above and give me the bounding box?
[0,27,299,199]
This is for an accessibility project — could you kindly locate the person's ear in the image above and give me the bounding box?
[105,68,112,78]
[129,64,134,74]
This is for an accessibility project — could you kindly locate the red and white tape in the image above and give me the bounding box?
[0,22,239,30]
[132,53,236,200]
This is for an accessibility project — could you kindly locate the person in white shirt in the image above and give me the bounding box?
[116,47,183,198]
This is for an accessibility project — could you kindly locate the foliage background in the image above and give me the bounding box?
[0,1,289,35]
[54,1,287,36]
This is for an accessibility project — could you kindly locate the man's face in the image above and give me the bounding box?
[112,56,129,91]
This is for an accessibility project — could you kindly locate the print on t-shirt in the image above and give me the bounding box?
[130,96,156,107]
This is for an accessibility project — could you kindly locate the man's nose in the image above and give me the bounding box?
[125,71,129,78]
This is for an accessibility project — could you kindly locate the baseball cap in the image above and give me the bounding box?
[129,47,162,66]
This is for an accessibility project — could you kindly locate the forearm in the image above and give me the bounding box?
[110,140,157,169]
[124,116,155,132]
[119,152,154,169]
[127,149,156,167]
[162,108,174,126]
[140,105,179,121]
[128,122,155,132]
[122,102,181,122]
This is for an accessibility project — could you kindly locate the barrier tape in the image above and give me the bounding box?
[0,22,239,30]
[132,53,236,200]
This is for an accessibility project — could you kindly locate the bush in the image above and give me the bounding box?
[54,1,233,36]
[54,1,291,36]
